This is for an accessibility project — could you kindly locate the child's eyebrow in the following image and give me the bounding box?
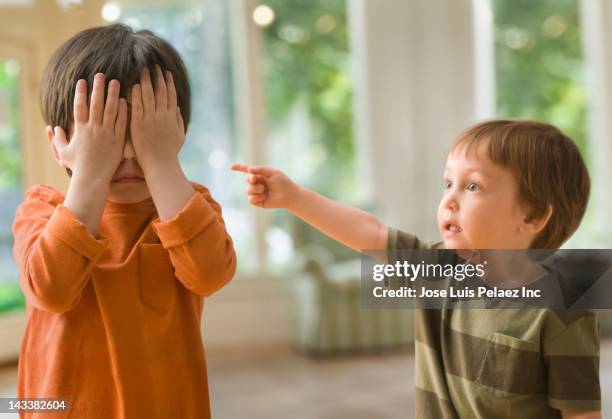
[443,166,492,179]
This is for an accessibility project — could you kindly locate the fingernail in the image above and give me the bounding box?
[53,126,58,136]
[95,73,105,80]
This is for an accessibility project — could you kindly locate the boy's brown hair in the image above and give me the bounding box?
[451,119,590,250]
[41,23,191,133]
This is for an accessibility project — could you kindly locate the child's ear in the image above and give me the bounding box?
[519,205,553,236]
[45,125,66,168]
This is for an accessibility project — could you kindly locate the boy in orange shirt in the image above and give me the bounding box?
[12,24,236,418]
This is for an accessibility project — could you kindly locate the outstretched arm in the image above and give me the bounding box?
[231,164,388,252]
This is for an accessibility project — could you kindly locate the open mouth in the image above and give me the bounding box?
[444,223,462,233]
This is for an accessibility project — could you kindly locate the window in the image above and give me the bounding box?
[115,0,357,276]
[258,0,357,272]
[491,0,601,246]
[0,57,24,313]
[115,1,259,273]
[493,0,586,152]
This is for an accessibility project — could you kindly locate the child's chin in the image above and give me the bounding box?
[109,182,148,193]
[107,185,152,204]
[443,238,472,250]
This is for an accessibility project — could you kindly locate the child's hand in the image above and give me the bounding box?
[232,163,388,252]
[231,164,300,209]
[52,74,128,181]
[130,66,185,174]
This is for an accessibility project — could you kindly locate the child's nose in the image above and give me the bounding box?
[441,192,459,212]
[122,139,136,160]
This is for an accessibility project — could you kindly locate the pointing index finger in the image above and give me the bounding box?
[230,163,250,173]
[247,166,278,177]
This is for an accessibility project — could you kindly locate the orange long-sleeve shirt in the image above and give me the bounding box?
[12,182,237,419]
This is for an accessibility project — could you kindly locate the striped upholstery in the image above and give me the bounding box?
[291,248,414,353]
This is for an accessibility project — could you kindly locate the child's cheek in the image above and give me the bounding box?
[435,206,444,227]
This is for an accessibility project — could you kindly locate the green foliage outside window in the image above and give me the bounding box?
[257,0,358,267]
[493,0,587,155]
[0,60,21,189]
[0,282,24,313]
[260,0,355,202]
[0,1,591,290]
[0,59,23,312]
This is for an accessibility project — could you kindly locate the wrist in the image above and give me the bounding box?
[70,170,112,191]
[141,157,184,181]
[64,171,110,236]
[142,158,194,221]
[71,164,115,185]
[287,183,305,213]
[138,156,182,177]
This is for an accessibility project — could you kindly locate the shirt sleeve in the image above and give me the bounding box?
[151,185,237,297]
[12,188,108,313]
[544,311,601,412]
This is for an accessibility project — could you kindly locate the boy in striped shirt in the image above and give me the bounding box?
[233,119,600,418]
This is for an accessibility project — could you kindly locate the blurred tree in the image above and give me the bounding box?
[118,2,260,273]
[0,60,21,188]
[0,282,24,313]
[0,59,23,311]
[260,0,355,202]
[493,0,587,155]
[257,0,359,268]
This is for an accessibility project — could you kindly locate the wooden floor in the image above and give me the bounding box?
[207,345,414,419]
[1,341,612,418]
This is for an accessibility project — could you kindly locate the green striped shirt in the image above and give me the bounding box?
[388,228,601,418]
